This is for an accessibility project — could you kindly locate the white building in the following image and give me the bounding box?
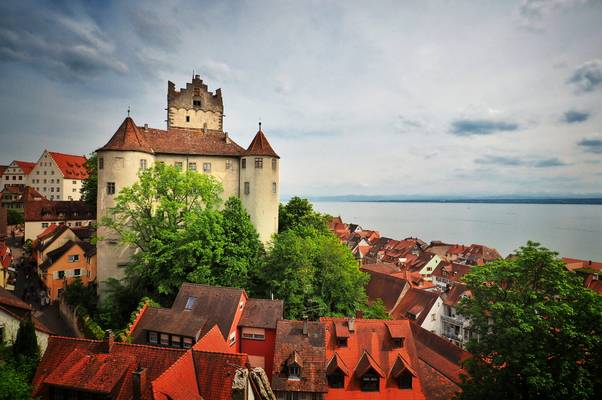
[28,151,88,201]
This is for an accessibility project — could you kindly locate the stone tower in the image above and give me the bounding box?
[240,123,280,243]
[167,75,224,130]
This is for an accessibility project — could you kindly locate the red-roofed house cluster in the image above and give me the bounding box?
[33,282,469,399]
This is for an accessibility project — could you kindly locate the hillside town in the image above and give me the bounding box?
[0,74,600,400]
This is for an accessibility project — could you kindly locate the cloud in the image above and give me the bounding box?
[395,115,424,134]
[567,59,602,93]
[475,155,568,168]
[450,119,520,136]
[578,138,602,153]
[563,110,590,123]
[128,8,180,51]
[0,3,127,81]
[199,60,241,83]
[518,0,591,30]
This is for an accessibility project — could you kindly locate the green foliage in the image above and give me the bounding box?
[0,362,33,400]
[260,228,369,319]
[457,241,602,400]
[81,153,98,207]
[278,196,330,235]
[63,277,97,313]
[7,209,24,225]
[101,162,224,299]
[97,278,146,331]
[361,298,390,320]
[78,312,104,340]
[12,316,39,361]
[215,197,264,291]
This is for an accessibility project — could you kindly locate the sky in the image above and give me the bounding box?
[0,0,601,197]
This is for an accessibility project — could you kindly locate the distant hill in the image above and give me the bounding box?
[299,194,602,205]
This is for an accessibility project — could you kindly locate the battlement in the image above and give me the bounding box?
[167,75,224,130]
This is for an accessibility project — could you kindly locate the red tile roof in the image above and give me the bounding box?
[562,257,602,272]
[24,200,96,222]
[238,298,283,329]
[99,117,246,157]
[192,324,230,353]
[245,127,279,158]
[361,268,408,312]
[443,283,471,307]
[33,336,186,400]
[15,160,36,174]
[48,152,88,180]
[0,286,33,311]
[390,288,440,325]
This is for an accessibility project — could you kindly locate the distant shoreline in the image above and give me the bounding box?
[310,198,602,205]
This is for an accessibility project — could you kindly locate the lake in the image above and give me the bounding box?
[313,201,602,260]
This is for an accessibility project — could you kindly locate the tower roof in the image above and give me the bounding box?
[245,126,279,158]
[99,117,154,154]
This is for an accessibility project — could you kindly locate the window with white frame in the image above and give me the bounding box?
[68,255,80,263]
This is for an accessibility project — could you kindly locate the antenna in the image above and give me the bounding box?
[127,106,131,117]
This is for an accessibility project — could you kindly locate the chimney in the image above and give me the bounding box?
[103,329,114,353]
[302,317,308,336]
[589,260,592,265]
[225,132,231,144]
[348,318,355,333]
[132,365,147,400]
[143,123,148,131]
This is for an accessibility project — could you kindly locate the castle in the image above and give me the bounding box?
[96,75,279,294]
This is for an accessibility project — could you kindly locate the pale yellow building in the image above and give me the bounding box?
[96,75,280,295]
[28,150,88,201]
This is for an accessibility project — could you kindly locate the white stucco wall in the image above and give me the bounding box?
[0,310,50,355]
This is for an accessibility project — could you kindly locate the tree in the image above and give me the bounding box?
[12,316,39,361]
[63,277,97,313]
[81,153,97,207]
[101,162,224,300]
[6,209,24,225]
[0,363,33,400]
[457,241,602,400]
[216,197,264,291]
[260,228,369,319]
[279,196,330,235]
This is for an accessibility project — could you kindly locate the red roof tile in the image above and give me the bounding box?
[48,152,88,180]
[99,117,246,157]
[562,257,602,272]
[238,298,283,329]
[192,324,230,353]
[15,160,36,174]
[390,288,440,325]
[245,127,279,158]
[24,200,96,222]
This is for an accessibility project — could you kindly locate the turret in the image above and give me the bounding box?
[240,123,279,243]
[167,75,224,130]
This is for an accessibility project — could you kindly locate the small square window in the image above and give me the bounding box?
[226,160,232,170]
[336,337,348,347]
[244,182,250,195]
[171,335,182,348]
[255,157,263,168]
[188,162,197,171]
[148,331,158,344]
[140,159,147,170]
[68,255,80,263]
[183,337,193,349]
[174,162,183,170]
[72,180,76,184]
[186,116,190,122]
[58,271,65,279]
[74,269,81,276]
[193,100,201,106]
[107,182,116,195]
[160,333,169,346]
[203,163,211,173]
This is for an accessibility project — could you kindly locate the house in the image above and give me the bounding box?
[0,287,53,353]
[562,257,602,295]
[38,239,96,302]
[440,284,473,348]
[271,319,328,400]
[0,241,15,291]
[1,160,36,188]
[0,185,45,212]
[28,150,88,201]
[24,200,96,240]
[456,244,501,266]
[361,264,410,314]
[431,262,472,289]
[390,288,444,335]
[131,283,282,377]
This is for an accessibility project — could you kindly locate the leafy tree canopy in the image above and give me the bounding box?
[81,153,97,208]
[457,241,602,400]
[12,316,39,361]
[279,196,330,235]
[7,209,24,225]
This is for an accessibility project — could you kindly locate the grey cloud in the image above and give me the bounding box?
[0,3,127,81]
[396,115,423,133]
[519,0,592,30]
[475,155,568,168]
[568,59,602,93]
[451,119,519,136]
[578,138,602,153]
[563,110,590,123]
[128,8,180,51]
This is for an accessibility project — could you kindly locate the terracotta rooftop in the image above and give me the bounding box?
[133,306,208,341]
[47,152,88,180]
[562,257,602,272]
[245,127,279,158]
[98,117,247,157]
[14,160,36,175]
[390,288,440,325]
[272,320,328,393]
[442,283,471,307]
[238,298,284,329]
[361,268,409,312]
[192,324,230,352]
[24,200,96,222]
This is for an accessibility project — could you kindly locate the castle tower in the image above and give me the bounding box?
[240,123,280,243]
[167,75,224,130]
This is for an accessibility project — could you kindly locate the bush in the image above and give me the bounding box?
[7,209,24,226]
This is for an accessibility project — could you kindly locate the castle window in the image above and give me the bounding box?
[272,182,277,193]
[203,163,211,173]
[193,87,201,96]
[255,157,263,168]
[98,157,104,170]
[226,160,232,170]
[186,116,190,122]
[244,182,250,195]
[193,100,201,107]
[241,159,246,169]
[188,162,197,171]
[140,159,147,170]
[272,159,277,170]
[107,182,116,195]
[174,162,183,170]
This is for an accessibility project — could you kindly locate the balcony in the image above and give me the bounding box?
[441,314,470,328]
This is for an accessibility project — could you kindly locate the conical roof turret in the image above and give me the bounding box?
[245,123,279,158]
[98,117,153,154]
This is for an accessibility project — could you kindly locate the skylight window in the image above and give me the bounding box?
[185,296,197,310]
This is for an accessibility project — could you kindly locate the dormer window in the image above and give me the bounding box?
[397,370,413,389]
[392,338,404,348]
[185,296,197,310]
[327,369,345,388]
[288,363,300,379]
[336,337,348,347]
[360,370,380,392]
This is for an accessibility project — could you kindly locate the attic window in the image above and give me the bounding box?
[193,100,201,106]
[392,338,404,348]
[185,296,197,310]
[327,369,345,388]
[336,337,348,347]
[288,363,301,380]
[397,370,413,389]
[360,370,380,392]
